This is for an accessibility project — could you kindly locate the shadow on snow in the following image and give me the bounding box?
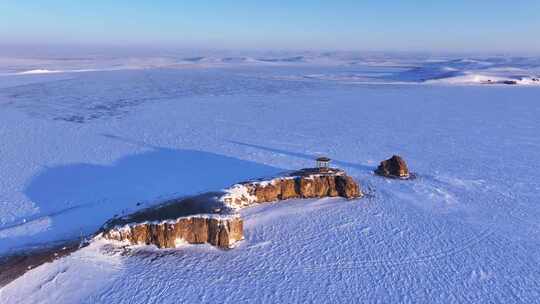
[2,136,282,253]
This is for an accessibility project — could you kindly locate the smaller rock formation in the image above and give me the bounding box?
[101,216,243,250]
[375,155,410,179]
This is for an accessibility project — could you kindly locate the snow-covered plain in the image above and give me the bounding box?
[1,53,540,303]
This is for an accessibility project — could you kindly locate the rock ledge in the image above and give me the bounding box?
[220,168,362,208]
[100,168,362,250]
[101,215,243,250]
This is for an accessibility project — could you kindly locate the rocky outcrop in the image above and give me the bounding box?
[375,155,410,179]
[101,216,243,249]
[221,168,362,208]
[101,167,361,250]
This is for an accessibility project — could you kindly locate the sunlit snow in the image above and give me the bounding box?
[1,53,539,303]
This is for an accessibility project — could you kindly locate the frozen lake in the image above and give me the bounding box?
[1,56,540,303]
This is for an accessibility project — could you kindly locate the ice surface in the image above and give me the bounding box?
[1,53,540,303]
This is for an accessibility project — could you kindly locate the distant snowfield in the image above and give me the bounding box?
[1,54,539,85]
[1,54,540,303]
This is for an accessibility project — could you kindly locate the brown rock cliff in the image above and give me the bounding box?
[102,216,243,250]
[222,169,362,208]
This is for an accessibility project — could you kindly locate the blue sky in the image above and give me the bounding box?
[1,1,539,53]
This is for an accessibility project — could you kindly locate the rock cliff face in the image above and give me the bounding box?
[221,168,362,208]
[101,216,243,249]
[100,168,361,250]
[375,155,410,179]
